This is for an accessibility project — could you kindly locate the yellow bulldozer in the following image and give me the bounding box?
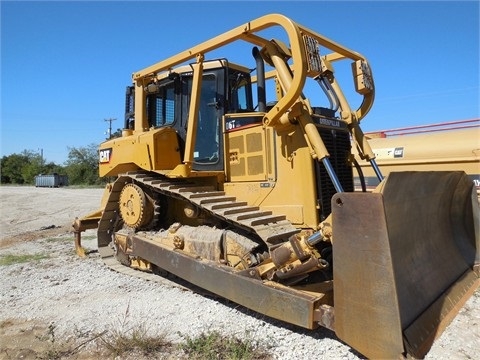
[73,13,479,359]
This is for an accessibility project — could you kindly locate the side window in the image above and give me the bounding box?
[236,82,249,111]
[228,72,253,112]
[147,82,175,127]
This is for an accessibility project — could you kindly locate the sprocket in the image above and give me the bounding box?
[118,183,154,229]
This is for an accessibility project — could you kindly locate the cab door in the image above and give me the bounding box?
[192,73,223,171]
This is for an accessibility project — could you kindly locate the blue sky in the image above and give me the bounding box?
[1,0,479,165]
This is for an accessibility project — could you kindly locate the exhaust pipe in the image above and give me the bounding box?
[252,47,266,112]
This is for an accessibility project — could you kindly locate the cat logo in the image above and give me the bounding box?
[393,147,404,158]
[99,148,112,163]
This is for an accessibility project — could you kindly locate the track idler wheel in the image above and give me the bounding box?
[119,183,154,229]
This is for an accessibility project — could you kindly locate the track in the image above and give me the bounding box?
[95,171,299,281]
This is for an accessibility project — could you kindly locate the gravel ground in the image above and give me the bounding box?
[0,186,478,359]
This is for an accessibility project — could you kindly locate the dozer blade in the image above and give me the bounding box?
[331,171,479,359]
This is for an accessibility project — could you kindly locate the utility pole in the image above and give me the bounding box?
[38,148,44,166]
[104,118,117,139]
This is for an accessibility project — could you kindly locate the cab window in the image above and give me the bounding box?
[146,81,175,127]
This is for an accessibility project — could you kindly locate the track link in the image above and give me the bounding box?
[97,171,299,280]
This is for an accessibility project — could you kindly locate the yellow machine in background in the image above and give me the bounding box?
[353,119,480,194]
[73,14,479,359]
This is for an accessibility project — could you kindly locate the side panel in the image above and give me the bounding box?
[150,127,182,170]
[99,127,181,177]
[223,116,320,228]
[263,128,319,227]
[224,117,269,182]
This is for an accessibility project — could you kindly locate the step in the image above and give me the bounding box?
[208,201,248,210]
[195,196,238,205]
[221,205,260,216]
[177,186,215,193]
[189,191,226,198]
[243,214,287,226]
[235,210,273,221]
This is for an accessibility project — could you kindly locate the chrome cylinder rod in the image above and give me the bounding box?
[321,157,344,193]
[370,159,384,181]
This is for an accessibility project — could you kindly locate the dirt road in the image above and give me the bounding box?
[0,186,105,240]
[0,186,478,359]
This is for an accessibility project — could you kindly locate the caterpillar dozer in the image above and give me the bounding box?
[73,13,479,359]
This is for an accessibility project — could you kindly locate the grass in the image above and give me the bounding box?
[0,253,49,266]
[32,319,271,360]
[179,330,270,360]
[100,324,172,357]
[45,328,269,360]
[97,302,173,358]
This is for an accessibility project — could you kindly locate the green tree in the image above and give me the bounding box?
[20,150,44,184]
[1,150,68,184]
[111,128,123,139]
[0,150,54,184]
[43,161,65,175]
[64,143,102,185]
[1,153,29,183]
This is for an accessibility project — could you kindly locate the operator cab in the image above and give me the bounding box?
[125,60,254,172]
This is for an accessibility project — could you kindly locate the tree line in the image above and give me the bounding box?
[1,143,106,186]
